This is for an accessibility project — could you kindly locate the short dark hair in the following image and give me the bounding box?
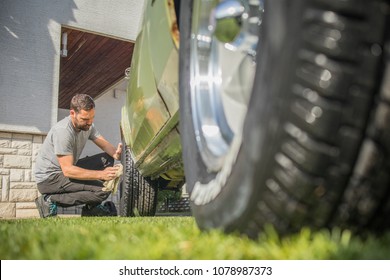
[70,94,95,113]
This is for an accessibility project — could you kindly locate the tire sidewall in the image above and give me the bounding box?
[179,0,303,232]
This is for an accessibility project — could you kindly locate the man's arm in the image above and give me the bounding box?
[57,154,118,181]
[93,136,122,160]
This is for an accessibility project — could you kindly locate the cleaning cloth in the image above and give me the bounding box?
[102,163,123,194]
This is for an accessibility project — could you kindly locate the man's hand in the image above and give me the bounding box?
[113,143,122,160]
[94,137,123,161]
[100,166,120,181]
[58,154,119,181]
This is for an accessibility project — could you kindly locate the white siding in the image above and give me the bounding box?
[0,0,144,134]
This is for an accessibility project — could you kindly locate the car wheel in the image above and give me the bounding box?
[179,0,390,237]
[119,143,158,216]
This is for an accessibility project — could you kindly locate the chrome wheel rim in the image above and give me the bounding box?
[190,0,264,172]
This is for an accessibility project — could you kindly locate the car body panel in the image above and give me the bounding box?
[121,0,183,181]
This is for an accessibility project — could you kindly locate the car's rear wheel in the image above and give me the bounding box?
[119,143,158,216]
[179,0,390,237]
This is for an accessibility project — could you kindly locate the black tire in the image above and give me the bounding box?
[119,143,158,217]
[179,0,390,237]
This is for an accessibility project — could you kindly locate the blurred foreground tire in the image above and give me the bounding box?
[179,0,390,237]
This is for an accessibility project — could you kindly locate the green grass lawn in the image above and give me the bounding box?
[1,216,390,259]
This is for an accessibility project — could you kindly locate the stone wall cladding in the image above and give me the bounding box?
[0,131,43,218]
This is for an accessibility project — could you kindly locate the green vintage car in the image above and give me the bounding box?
[120,0,390,237]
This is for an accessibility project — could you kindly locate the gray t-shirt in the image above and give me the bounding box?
[34,116,101,183]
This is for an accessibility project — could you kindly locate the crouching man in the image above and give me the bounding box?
[34,94,122,218]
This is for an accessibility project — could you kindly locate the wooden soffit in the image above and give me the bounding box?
[58,27,134,109]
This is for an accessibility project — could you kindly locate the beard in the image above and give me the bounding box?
[74,122,91,131]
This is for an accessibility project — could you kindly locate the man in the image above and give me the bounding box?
[34,94,122,218]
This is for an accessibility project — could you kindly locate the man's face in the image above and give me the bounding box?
[70,109,95,131]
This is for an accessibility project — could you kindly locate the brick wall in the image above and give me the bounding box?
[0,132,43,218]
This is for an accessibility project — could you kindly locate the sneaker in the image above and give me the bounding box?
[35,195,57,218]
[103,201,118,216]
[81,203,117,217]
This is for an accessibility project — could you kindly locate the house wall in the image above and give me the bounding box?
[0,0,143,134]
[0,0,144,218]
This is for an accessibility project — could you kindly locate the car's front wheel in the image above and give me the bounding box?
[179,0,390,237]
[119,143,158,216]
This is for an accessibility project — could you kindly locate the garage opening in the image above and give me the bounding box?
[57,26,135,215]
